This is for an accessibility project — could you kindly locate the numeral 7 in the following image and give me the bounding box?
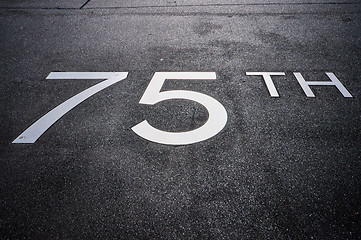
[13,72,129,143]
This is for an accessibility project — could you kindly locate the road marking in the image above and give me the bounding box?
[246,72,285,97]
[294,72,353,98]
[13,71,353,145]
[13,72,128,143]
[131,72,228,145]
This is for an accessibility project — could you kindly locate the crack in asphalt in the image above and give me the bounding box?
[0,1,360,10]
[86,2,361,10]
[80,0,91,9]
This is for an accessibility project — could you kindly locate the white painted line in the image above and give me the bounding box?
[47,72,124,80]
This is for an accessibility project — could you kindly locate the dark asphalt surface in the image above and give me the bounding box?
[1,1,361,239]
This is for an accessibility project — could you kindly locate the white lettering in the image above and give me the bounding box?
[246,72,285,97]
[293,72,353,98]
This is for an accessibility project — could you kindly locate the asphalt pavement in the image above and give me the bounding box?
[1,0,361,239]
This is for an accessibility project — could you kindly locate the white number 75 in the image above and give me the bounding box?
[13,72,227,145]
[131,72,228,145]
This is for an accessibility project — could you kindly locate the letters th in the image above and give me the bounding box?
[246,72,353,98]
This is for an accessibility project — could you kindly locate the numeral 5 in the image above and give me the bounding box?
[131,72,227,145]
